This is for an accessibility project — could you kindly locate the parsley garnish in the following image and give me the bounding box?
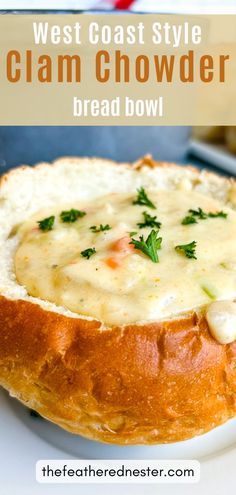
[60,208,86,223]
[208,211,228,219]
[182,207,227,225]
[190,208,208,219]
[137,211,162,229]
[129,231,138,237]
[182,214,198,225]
[80,247,96,259]
[130,229,162,263]
[132,187,156,209]
[90,224,111,233]
[37,215,55,232]
[175,241,197,259]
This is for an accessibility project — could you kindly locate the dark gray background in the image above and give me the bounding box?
[0,126,230,176]
[0,126,190,169]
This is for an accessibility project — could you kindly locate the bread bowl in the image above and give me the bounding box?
[0,155,236,445]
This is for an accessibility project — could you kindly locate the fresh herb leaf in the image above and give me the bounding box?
[60,209,86,223]
[175,241,197,259]
[132,187,156,209]
[129,231,138,237]
[182,207,227,225]
[90,224,111,233]
[189,208,208,220]
[208,211,228,219]
[137,211,162,229]
[130,229,162,263]
[80,247,96,259]
[182,215,198,225]
[37,215,55,232]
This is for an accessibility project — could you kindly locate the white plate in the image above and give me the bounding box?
[0,388,236,494]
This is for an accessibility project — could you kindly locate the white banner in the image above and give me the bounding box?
[36,459,200,484]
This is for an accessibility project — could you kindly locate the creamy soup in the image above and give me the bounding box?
[14,189,236,330]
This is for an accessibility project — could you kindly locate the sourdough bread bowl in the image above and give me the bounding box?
[0,155,236,445]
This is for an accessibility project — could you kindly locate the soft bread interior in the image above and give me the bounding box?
[0,156,235,323]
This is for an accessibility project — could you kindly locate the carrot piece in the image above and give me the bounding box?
[111,236,134,254]
[105,257,121,269]
[105,236,135,269]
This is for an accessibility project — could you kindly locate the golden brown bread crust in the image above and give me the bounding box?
[1,295,236,444]
[0,155,236,445]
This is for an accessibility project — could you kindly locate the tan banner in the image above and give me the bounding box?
[0,14,236,125]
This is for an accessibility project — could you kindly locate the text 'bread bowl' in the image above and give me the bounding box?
[0,155,236,445]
